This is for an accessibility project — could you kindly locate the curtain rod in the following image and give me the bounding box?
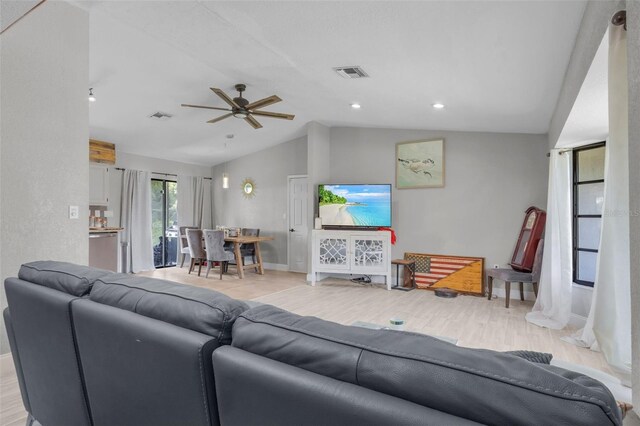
[546,149,572,157]
[114,167,212,180]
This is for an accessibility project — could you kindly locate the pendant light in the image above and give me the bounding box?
[222,142,229,189]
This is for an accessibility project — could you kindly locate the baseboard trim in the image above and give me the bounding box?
[307,272,387,285]
[263,262,289,272]
[569,313,587,329]
[488,287,537,302]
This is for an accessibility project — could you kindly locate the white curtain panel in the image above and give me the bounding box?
[563,25,631,384]
[177,175,207,228]
[525,151,573,329]
[202,178,213,229]
[120,169,154,273]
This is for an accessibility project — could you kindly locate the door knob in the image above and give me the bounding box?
[290,228,295,232]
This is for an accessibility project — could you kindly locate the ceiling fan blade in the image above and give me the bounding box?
[206,113,233,124]
[250,110,295,120]
[244,115,263,129]
[181,104,232,112]
[211,88,240,109]
[245,95,282,111]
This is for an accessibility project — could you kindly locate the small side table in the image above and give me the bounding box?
[391,259,416,291]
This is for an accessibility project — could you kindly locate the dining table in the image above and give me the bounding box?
[224,235,274,279]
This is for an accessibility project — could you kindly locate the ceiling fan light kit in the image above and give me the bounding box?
[181,83,295,129]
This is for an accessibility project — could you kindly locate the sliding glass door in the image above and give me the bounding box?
[151,179,178,268]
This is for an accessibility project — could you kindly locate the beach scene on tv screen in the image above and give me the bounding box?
[319,184,391,227]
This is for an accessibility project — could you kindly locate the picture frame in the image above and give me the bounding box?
[395,138,445,189]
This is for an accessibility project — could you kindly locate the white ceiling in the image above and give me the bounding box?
[83,1,587,166]
[556,30,608,149]
[1,0,42,33]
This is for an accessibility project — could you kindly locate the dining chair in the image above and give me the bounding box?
[240,228,260,272]
[185,229,206,276]
[487,239,544,308]
[178,226,198,268]
[203,229,236,279]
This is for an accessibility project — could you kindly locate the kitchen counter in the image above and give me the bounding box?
[89,227,124,234]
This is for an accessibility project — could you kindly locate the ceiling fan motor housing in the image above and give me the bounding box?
[233,97,249,108]
[233,84,249,108]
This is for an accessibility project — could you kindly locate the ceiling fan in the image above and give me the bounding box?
[181,84,295,129]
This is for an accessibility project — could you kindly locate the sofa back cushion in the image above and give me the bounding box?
[90,275,248,343]
[19,260,114,297]
[72,299,220,426]
[213,345,482,426]
[4,278,92,426]
[231,305,622,426]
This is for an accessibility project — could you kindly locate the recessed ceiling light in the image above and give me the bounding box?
[432,103,445,109]
[351,103,361,109]
[226,134,234,139]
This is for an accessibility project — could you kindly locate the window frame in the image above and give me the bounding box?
[151,177,178,269]
[572,141,606,287]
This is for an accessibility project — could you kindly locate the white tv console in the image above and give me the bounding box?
[311,229,392,290]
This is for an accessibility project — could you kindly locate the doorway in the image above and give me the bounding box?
[288,175,308,273]
[151,178,178,268]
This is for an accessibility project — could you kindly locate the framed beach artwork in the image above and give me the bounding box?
[396,139,445,189]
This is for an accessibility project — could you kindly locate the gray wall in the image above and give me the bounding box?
[212,136,307,265]
[548,0,624,149]
[306,122,332,272]
[329,127,549,274]
[627,0,640,412]
[0,2,89,354]
[106,151,213,227]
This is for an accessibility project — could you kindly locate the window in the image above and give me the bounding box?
[572,142,606,286]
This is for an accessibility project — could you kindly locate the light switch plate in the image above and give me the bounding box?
[69,205,79,219]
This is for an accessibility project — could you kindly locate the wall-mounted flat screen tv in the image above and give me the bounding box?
[318,184,392,228]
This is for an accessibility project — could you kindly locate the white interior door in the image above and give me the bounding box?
[288,176,308,273]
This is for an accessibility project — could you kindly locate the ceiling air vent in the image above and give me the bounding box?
[333,66,369,79]
[149,111,173,120]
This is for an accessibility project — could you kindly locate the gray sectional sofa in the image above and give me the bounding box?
[4,261,623,426]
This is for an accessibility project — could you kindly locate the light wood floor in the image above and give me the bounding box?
[144,266,613,373]
[0,267,617,425]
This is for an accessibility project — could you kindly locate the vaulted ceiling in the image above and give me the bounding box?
[84,1,587,165]
[1,0,44,33]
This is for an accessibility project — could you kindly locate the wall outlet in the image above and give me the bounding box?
[69,205,79,219]
[493,264,500,269]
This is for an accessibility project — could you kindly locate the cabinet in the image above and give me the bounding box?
[312,230,392,290]
[89,164,110,206]
[89,231,121,272]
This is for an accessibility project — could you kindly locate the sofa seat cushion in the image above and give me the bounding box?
[90,275,248,343]
[19,261,114,297]
[231,305,622,426]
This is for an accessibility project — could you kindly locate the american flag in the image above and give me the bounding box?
[405,254,475,287]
